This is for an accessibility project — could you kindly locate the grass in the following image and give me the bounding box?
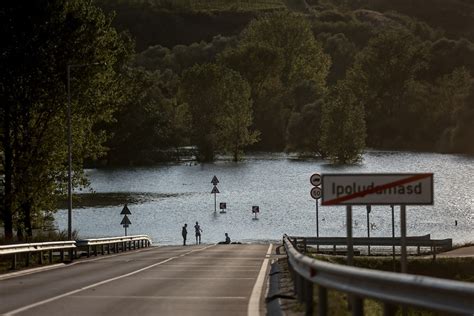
[146,0,285,11]
[312,254,474,283]
[281,253,474,315]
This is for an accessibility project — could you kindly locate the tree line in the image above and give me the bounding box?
[1,0,473,240]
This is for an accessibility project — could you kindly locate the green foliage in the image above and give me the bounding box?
[134,35,238,74]
[330,0,474,43]
[0,0,132,239]
[431,68,473,153]
[233,11,330,150]
[286,101,324,155]
[345,29,429,148]
[242,11,330,92]
[179,63,258,161]
[96,0,261,51]
[106,68,190,165]
[321,33,357,84]
[425,38,474,79]
[319,82,366,164]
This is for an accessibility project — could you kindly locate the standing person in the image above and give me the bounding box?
[182,223,188,246]
[194,221,203,244]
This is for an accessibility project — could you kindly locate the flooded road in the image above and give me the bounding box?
[55,151,474,245]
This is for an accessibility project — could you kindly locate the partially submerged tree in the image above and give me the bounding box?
[179,63,258,161]
[319,82,366,164]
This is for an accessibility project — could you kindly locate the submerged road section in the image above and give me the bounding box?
[0,244,272,316]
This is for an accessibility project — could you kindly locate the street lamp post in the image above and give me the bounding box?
[67,62,103,241]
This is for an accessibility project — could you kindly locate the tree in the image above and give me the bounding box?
[179,63,258,161]
[319,82,366,164]
[345,29,429,148]
[242,11,330,94]
[286,101,324,156]
[218,43,285,150]
[322,33,357,84]
[106,68,190,165]
[0,0,132,240]
[233,11,331,150]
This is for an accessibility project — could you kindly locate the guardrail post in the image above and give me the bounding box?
[383,302,397,316]
[38,251,44,265]
[318,286,327,316]
[351,296,363,316]
[26,252,30,267]
[101,244,104,255]
[60,249,65,262]
[297,275,304,303]
[94,245,98,256]
[12,254,17,270]
[305,279,314,315]
[49,250,53,264]
[333,245,336,255]
[87,246,91,257]
[303,238,307,254]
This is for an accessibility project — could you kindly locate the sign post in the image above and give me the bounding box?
[347,206,354,266]
[252,206,259,220]
[321,173,433,272]
[120,215,131,236]
[366,205,371,255]
[120,204,132,236]
[211,176,219,213]
[391,205,396,267]
[219,202,227,214]
[400,205,407,273]
[310,173,322,251]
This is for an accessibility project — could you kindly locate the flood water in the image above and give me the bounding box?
[54,151,474,245]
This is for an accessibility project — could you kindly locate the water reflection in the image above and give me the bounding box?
[54,151,474,245]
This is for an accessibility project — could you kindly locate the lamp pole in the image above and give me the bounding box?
[67,62,103,240]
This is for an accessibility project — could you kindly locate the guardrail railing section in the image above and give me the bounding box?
[283,234,474,316]
[0,241,76,270]
[0,235,152,271]
[75,235,152,258]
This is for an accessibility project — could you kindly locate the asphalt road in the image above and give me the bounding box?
[0,244,272,316]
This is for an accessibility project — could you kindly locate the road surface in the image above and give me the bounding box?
[0,244,272,316]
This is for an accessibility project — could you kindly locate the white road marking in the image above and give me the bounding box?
[69,295,247,300]
[127,277,255,280]
[3,245,215,316]
[0,264,66,281]
[0,246,158,281]
[247,244,273,316]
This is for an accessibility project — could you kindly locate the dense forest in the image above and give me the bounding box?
[1,0,473,239]
[95,0,474,165]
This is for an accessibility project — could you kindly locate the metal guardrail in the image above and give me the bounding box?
[0,241,76,269]
[75,235,152,258]
[0,235,152,270]
[290,234,452,258]
[283,234,474,315]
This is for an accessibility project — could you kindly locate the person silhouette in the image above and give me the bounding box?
[194,221,202,244]
[218,233,232,244]
[182,223,188,246]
